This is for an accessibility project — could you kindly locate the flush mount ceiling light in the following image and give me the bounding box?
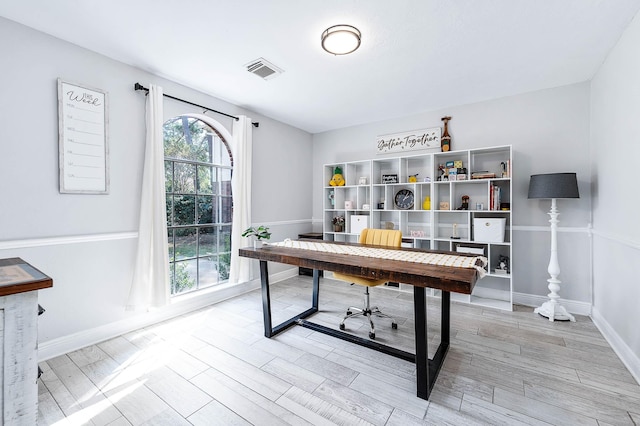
[321,24,361,55]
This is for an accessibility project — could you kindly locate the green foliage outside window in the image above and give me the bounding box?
[164,116,233,295]
[164,116,212,163]
[171,262,196,294]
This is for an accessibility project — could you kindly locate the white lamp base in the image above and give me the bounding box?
[534,301,575,322]
[535,198,576,323]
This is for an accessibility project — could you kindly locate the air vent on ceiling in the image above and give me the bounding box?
[245,57,284,80]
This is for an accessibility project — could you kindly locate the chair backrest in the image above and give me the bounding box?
[358,228,402,248]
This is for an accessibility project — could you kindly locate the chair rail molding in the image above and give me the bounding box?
[0,232,138,250]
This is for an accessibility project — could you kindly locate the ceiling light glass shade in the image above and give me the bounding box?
[321,25,361,55]
[528,173,580,199]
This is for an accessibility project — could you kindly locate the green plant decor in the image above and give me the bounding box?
[241,225,272,241]
[332,216,345,226]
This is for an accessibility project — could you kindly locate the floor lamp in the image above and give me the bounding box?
[528,173,580,322]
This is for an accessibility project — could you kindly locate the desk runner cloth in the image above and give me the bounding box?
[266,239,487,278]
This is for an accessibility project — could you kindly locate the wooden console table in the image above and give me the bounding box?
[0,258,53,424]
[239,241,482,400]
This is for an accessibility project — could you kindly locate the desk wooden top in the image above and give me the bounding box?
[0,257,53,297]
[239,241,480,294]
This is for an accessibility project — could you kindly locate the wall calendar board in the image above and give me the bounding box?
[57,79,109,194]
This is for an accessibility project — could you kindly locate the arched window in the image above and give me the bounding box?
[164,116,233,295]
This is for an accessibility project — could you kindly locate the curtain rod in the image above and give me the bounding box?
[134,83,259,128]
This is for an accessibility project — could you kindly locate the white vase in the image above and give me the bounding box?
[253,240,263,249]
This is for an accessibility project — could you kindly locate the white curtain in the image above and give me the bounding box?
[127,84,170,310]
[229,116,253,284]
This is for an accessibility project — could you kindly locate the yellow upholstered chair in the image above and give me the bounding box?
[333,228,403,339]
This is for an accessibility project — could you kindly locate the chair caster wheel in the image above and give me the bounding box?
[369,332,375,339]
[339,323,345,330]
[392,322,398,329]
[346,311,352,315]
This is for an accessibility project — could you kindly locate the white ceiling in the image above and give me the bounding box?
[2,1,639,133]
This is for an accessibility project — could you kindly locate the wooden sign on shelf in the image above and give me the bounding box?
[376,127,441,154]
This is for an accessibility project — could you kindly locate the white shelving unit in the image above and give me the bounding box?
[323,145,513,311]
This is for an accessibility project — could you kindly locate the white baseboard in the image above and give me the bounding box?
[591,307,640,385]
[38,268,298,361]
[512,292,592,316]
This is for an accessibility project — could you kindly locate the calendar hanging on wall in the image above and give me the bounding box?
[57,78,109,194]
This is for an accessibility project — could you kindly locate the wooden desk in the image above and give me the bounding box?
[296,233,324,277]
[0,258,53,424]
[239,241,482,400]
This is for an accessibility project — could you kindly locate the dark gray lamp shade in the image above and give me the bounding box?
[528,173,579,199]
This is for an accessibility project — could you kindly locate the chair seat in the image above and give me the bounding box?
[332,272,387,287]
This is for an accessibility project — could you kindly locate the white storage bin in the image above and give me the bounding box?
[350,215,369,235]
[456,246,485,255]
[473,218,506,243]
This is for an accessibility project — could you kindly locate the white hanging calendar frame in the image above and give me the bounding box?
[58,79,109,194]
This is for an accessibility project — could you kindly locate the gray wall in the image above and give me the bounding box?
[590,10,640,370]
[312,82,592,304]
[0,18,313,352]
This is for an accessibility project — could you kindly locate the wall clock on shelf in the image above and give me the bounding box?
[394,188,414,209]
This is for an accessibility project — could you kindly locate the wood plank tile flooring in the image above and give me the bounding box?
[38,276,640,425]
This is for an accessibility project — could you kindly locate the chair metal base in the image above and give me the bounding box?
[339,286,397,339]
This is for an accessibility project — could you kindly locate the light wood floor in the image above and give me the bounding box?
[38,275,640,425]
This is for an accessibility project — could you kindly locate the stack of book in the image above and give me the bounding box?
[471,171,496,179]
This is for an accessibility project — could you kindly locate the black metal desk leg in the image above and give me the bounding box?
[259,261,319,338]
[442,291,450,345]
[259,260,273,337]
[413,286,429,399]
[312,269,320,309]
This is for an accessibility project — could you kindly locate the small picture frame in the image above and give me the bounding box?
[358,176,368,185]
[381,174,398,184]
